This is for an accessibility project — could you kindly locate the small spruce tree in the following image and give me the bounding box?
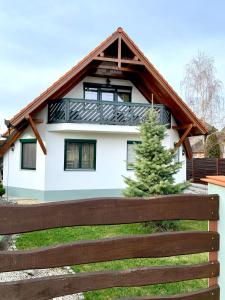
[123,109,189,230]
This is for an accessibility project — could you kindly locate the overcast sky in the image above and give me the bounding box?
[0,0,225,133]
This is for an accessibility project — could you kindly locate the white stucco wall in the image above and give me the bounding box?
[3,109,47,193]
[44,124,185,192]
[3,76,186,200]
[3,127,46,191]
[64,76,148,104]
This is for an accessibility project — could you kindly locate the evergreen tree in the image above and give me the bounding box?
[123,109,189,230]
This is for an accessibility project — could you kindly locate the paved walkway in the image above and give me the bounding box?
[184,183,208,194]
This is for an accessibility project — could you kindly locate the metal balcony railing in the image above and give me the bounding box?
[48,98,171,126]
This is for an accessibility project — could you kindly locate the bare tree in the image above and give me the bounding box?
[181,51,224,128]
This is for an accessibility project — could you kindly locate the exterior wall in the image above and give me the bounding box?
[3,76,186,201]
[4,126,185,201]
[64,76,148,104]
[3,110,47,199]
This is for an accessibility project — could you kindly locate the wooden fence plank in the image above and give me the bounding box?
[0,195,219,234]
[0,263,219,300]
[0,231,219,272]
[120,285,219,299]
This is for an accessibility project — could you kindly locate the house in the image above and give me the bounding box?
[0,28,207,201]
[189,123,218,158]
[189,136,205,158]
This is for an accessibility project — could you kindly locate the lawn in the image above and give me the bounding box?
[16,220,208,300]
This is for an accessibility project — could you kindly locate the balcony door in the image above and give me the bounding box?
[84,83,132,102]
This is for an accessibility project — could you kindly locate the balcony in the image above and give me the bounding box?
[48,98,171,127]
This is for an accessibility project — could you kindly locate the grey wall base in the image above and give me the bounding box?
[6,186,124,201]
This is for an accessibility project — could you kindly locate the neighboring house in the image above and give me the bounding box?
[189,123,217,158]
[189,136,205,158]
[0,28,207,201]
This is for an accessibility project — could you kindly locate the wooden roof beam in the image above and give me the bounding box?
[94,56,144,65]
[27,115,47,155]
[175,124,193,148]
[118,35,121,68]
[94,64,139,73]
[0,130,23,157]
[172,123,196,130]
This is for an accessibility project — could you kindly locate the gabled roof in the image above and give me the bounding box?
[8,27,207,137]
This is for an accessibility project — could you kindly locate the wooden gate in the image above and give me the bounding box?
[0,195,220,299]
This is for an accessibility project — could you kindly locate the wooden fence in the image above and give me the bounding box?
[187,158,225,183]
[0,195,220,299]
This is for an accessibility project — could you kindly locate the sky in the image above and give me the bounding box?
[0,0,225,133]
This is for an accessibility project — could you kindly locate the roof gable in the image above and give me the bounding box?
[8,27,207,136]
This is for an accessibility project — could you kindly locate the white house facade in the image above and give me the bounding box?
[1,28,207,201]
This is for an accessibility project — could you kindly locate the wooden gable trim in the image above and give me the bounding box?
[6,27,207,141]
[175,124,193,148]
[0,130,23,157]
[118,35,122,68]
[94,56,144,65]
[9,31,120,127]
[183,138,193,160]
[27,116,47,155]
[120,31,207,135]
[172,124,196,130]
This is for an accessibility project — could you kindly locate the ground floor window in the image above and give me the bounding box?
[20,139,37,170]
[127,140,141,170]
[64,139,96,170]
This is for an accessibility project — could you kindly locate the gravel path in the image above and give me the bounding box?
[0,197,84,300]
[0,268,83,300]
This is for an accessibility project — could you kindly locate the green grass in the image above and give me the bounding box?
[16,221,208,300]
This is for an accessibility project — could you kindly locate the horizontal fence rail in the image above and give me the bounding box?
[0,231,219,272]
[187,158,225,184]
[0,195,219,234]
[0,263,219,300]
[121,285,220,300]
[48,98,171,126]
[0,194,220,300]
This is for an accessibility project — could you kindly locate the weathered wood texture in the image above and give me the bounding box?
[0,263,219,300]
[0,195,219,234]
[120,285,219,299]
[0,195,220,299]
[0,231,219,272]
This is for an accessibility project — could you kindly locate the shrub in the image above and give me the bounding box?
[204,133,221,158]
[0,183,5,197]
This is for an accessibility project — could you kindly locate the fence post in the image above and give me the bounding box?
[203,175,225,298]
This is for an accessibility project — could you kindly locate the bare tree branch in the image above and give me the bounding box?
[181,51,224,128]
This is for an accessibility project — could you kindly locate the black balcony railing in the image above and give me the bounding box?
[48,98,171,126]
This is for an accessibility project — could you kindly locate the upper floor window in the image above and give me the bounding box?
[84,83,132,102]
[20,139,37,170]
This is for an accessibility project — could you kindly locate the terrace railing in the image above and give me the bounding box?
[48,98,171,127]
[0,194,220,300]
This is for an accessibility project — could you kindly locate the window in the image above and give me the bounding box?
[65,140,96,170]
[84,83,132,102]
[127,141,141,170]
[174,147,180,163]
[21,139,37,170]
